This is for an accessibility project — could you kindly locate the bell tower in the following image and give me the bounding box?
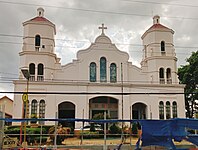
[141,15,178,84]
[22,7,56,53]
[19,8,59,81]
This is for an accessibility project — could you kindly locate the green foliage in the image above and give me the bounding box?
[80,131,101,139]
[30,114,38,118]
[4,125,51,144]
[48,125,71,145]
[92,112,110,130]
[178,50,198,118]
[109,123,121,134]
[92,112,110,120]
[90,123,95,132]
[6,125,19,130]
[5,127,20,135]
[196,112,198,119]
[131,123,138,136]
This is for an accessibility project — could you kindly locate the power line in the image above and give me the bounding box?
[0,34,198,55]
[0,80,186,93]
[0,40,196,56]
[123,0,198,8]
[0,33,197,48]
[0,91,195,95]
[0,74,187,92]
[0,72,18,76]
[0,77,182,85]
[1,0,198,20]
[0,0,152,17]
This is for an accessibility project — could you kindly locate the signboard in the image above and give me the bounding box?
[2,137,18,148]
[22,93,28,102]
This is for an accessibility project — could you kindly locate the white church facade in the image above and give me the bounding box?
[13,8,185,127]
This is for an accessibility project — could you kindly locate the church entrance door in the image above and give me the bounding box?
[132,103,147,119]
[89,96,118,119]
[58,102,75,128]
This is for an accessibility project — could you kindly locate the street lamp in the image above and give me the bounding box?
[21,69,30,148]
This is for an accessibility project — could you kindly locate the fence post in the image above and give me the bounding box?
[0,105,5,149]
[54,111,58,149]
[103,111,107,150]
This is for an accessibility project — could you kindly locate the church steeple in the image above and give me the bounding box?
[22,7,56,53]
[20,8,58,82]
[141,15,178,84]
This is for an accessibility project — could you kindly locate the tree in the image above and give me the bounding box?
[178,51,198,118]
[92,112,110,131]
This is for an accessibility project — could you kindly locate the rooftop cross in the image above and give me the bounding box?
[98,23,107,35]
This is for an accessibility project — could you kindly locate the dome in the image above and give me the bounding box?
[95,34,112,44]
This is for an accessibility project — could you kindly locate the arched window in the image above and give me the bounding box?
[161,41,165,52]
[110,63,117,83]
[31,99,38,116]
[100,57,107,82]
[35,35,41,47]
[37,63,44,81]
[159,68,165,84]
[90,62,96,82]
[39,100,45,125]
[166,101,171,119]
[166,68,172,84]
[29,63,35,81]
[172,101,177,118]
[159,101,164,119]
[159,68,164,78]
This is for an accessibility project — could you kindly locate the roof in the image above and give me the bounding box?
[28,16,54,25]
[147,23,170,30]
[0,96,13,102]
[141,23,174,39]
[23,16,56,34]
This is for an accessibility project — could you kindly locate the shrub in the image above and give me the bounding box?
[80,131,101,139]
[48,125,71,145]
[131,123,138,136]
[4,125,50,144]
[109,123,121,137]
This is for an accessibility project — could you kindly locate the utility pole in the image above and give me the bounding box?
[121,63,124,141]
[21,69,30,148]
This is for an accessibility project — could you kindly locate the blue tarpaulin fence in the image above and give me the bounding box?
[136,119,198,150]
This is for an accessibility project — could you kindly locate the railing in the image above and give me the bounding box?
[161,51,166,56]
[37,75,44,81]
[160,78,165,84]
[35,46,40,51]
[29,75,35,81]
[167,78,172,84]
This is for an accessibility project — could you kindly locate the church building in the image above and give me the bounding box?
[13,8,185,127]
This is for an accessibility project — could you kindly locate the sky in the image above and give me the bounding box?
[0,0,198,99]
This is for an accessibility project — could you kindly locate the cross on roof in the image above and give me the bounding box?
[98,23,107,35]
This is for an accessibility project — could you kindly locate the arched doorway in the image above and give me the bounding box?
[58,102,75,128]
[89,96,118,119]
[132,103,147,119]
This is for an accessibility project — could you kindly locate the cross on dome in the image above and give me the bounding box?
[98,23,107,35]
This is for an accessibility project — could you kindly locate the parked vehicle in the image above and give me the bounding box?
[80,124,103,131]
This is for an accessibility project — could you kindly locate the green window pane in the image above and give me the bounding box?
[110,63,117,82]
[100,57,106,82]
[90,62,96,82]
